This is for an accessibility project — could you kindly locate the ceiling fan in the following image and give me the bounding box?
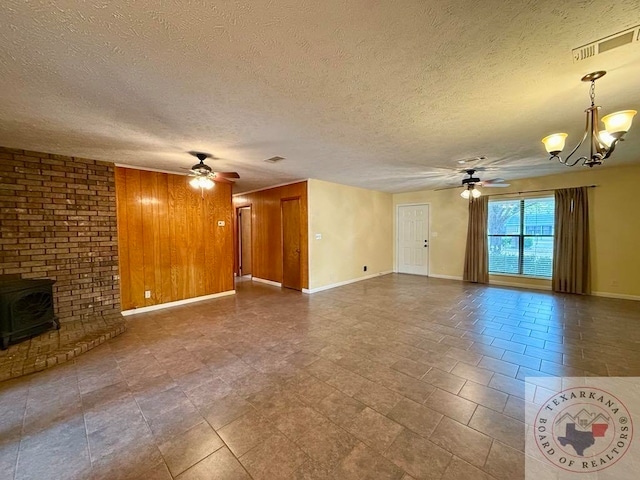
[184,152,240,190]
[458,169,510,199]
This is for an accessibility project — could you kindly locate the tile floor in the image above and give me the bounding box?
[1,274,639,479]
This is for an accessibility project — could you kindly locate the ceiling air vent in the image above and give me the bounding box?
[264,156,285,163]
[573,25,639,62]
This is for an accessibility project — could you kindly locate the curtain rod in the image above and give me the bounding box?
[486,185,597,197]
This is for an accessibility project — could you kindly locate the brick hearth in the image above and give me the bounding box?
[0,146,125,380]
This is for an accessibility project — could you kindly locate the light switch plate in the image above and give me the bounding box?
[218,221,225,226]
[315,233,322,240]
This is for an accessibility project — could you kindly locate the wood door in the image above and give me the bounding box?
[239,206,252,276]
[397,204,430,275]
[282,198,301,290]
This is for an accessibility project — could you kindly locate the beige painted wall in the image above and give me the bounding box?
[308,179,393,290]
[393,163,640,298]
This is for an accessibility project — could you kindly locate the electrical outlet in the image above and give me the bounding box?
[363,266,367,272]
[144,290,151,299]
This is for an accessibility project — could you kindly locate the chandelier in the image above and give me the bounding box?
[542,71,636,167]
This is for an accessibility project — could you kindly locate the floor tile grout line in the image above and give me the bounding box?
[13,375,34,480]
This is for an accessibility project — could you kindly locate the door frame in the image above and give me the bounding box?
[238,205,252,277]
[234,203,252,277]
[395,202,431,276]
[281,196,303,290]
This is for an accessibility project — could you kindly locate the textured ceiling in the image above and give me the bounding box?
[1,1,640,193]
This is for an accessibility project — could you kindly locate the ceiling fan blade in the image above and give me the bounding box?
[214,172,240,179]
[188,151,222,161]
[433,185,462,191]
[478,178,510,187]
[212,176,234,184]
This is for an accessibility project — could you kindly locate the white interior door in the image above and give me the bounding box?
[397,204,429,275]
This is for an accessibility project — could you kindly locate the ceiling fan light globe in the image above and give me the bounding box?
[460,189,471,199]
[189,177,200,188]
[601,110,636,136]
[203,178,214,189]
[542,133,568,154]
[471,188,482,198]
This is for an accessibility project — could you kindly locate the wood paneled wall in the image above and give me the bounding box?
[115,167,234,310]
[233,181,308,289]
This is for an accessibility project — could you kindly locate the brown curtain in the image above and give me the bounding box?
[552,187,590,294]
[463,196,489,283]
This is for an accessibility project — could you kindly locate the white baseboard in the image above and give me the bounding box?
[424,278,638,300]
[251,277,282,287]
[592,291,640,301]
[428,273,464,281]
[121,290,236,316]
[489,279,552,291]
[303,271,393,294]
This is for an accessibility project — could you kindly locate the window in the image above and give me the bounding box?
[488,197,554,278]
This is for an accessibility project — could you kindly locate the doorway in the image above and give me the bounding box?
[397,204,430,275]
[281,197,302,290]
[238,206,252,277]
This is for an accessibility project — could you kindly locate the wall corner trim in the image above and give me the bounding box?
[251,277,283,287]
[121,290,236,316]
[303,271,393,294]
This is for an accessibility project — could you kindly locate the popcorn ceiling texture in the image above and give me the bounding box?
[0,1,640,193]
[0,2,639,294]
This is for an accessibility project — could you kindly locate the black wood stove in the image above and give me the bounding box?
[0,276,60,350]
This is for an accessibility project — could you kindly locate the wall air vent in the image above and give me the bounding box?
[264,156,285,163]
[573,25,639,62]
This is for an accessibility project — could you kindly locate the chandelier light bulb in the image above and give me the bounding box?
[542,133,568,154]
[601,110,637,137]
[598,130,615,148]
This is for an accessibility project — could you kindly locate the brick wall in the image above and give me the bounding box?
[0,146,120,322]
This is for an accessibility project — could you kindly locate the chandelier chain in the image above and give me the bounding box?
[589,81,596,107]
